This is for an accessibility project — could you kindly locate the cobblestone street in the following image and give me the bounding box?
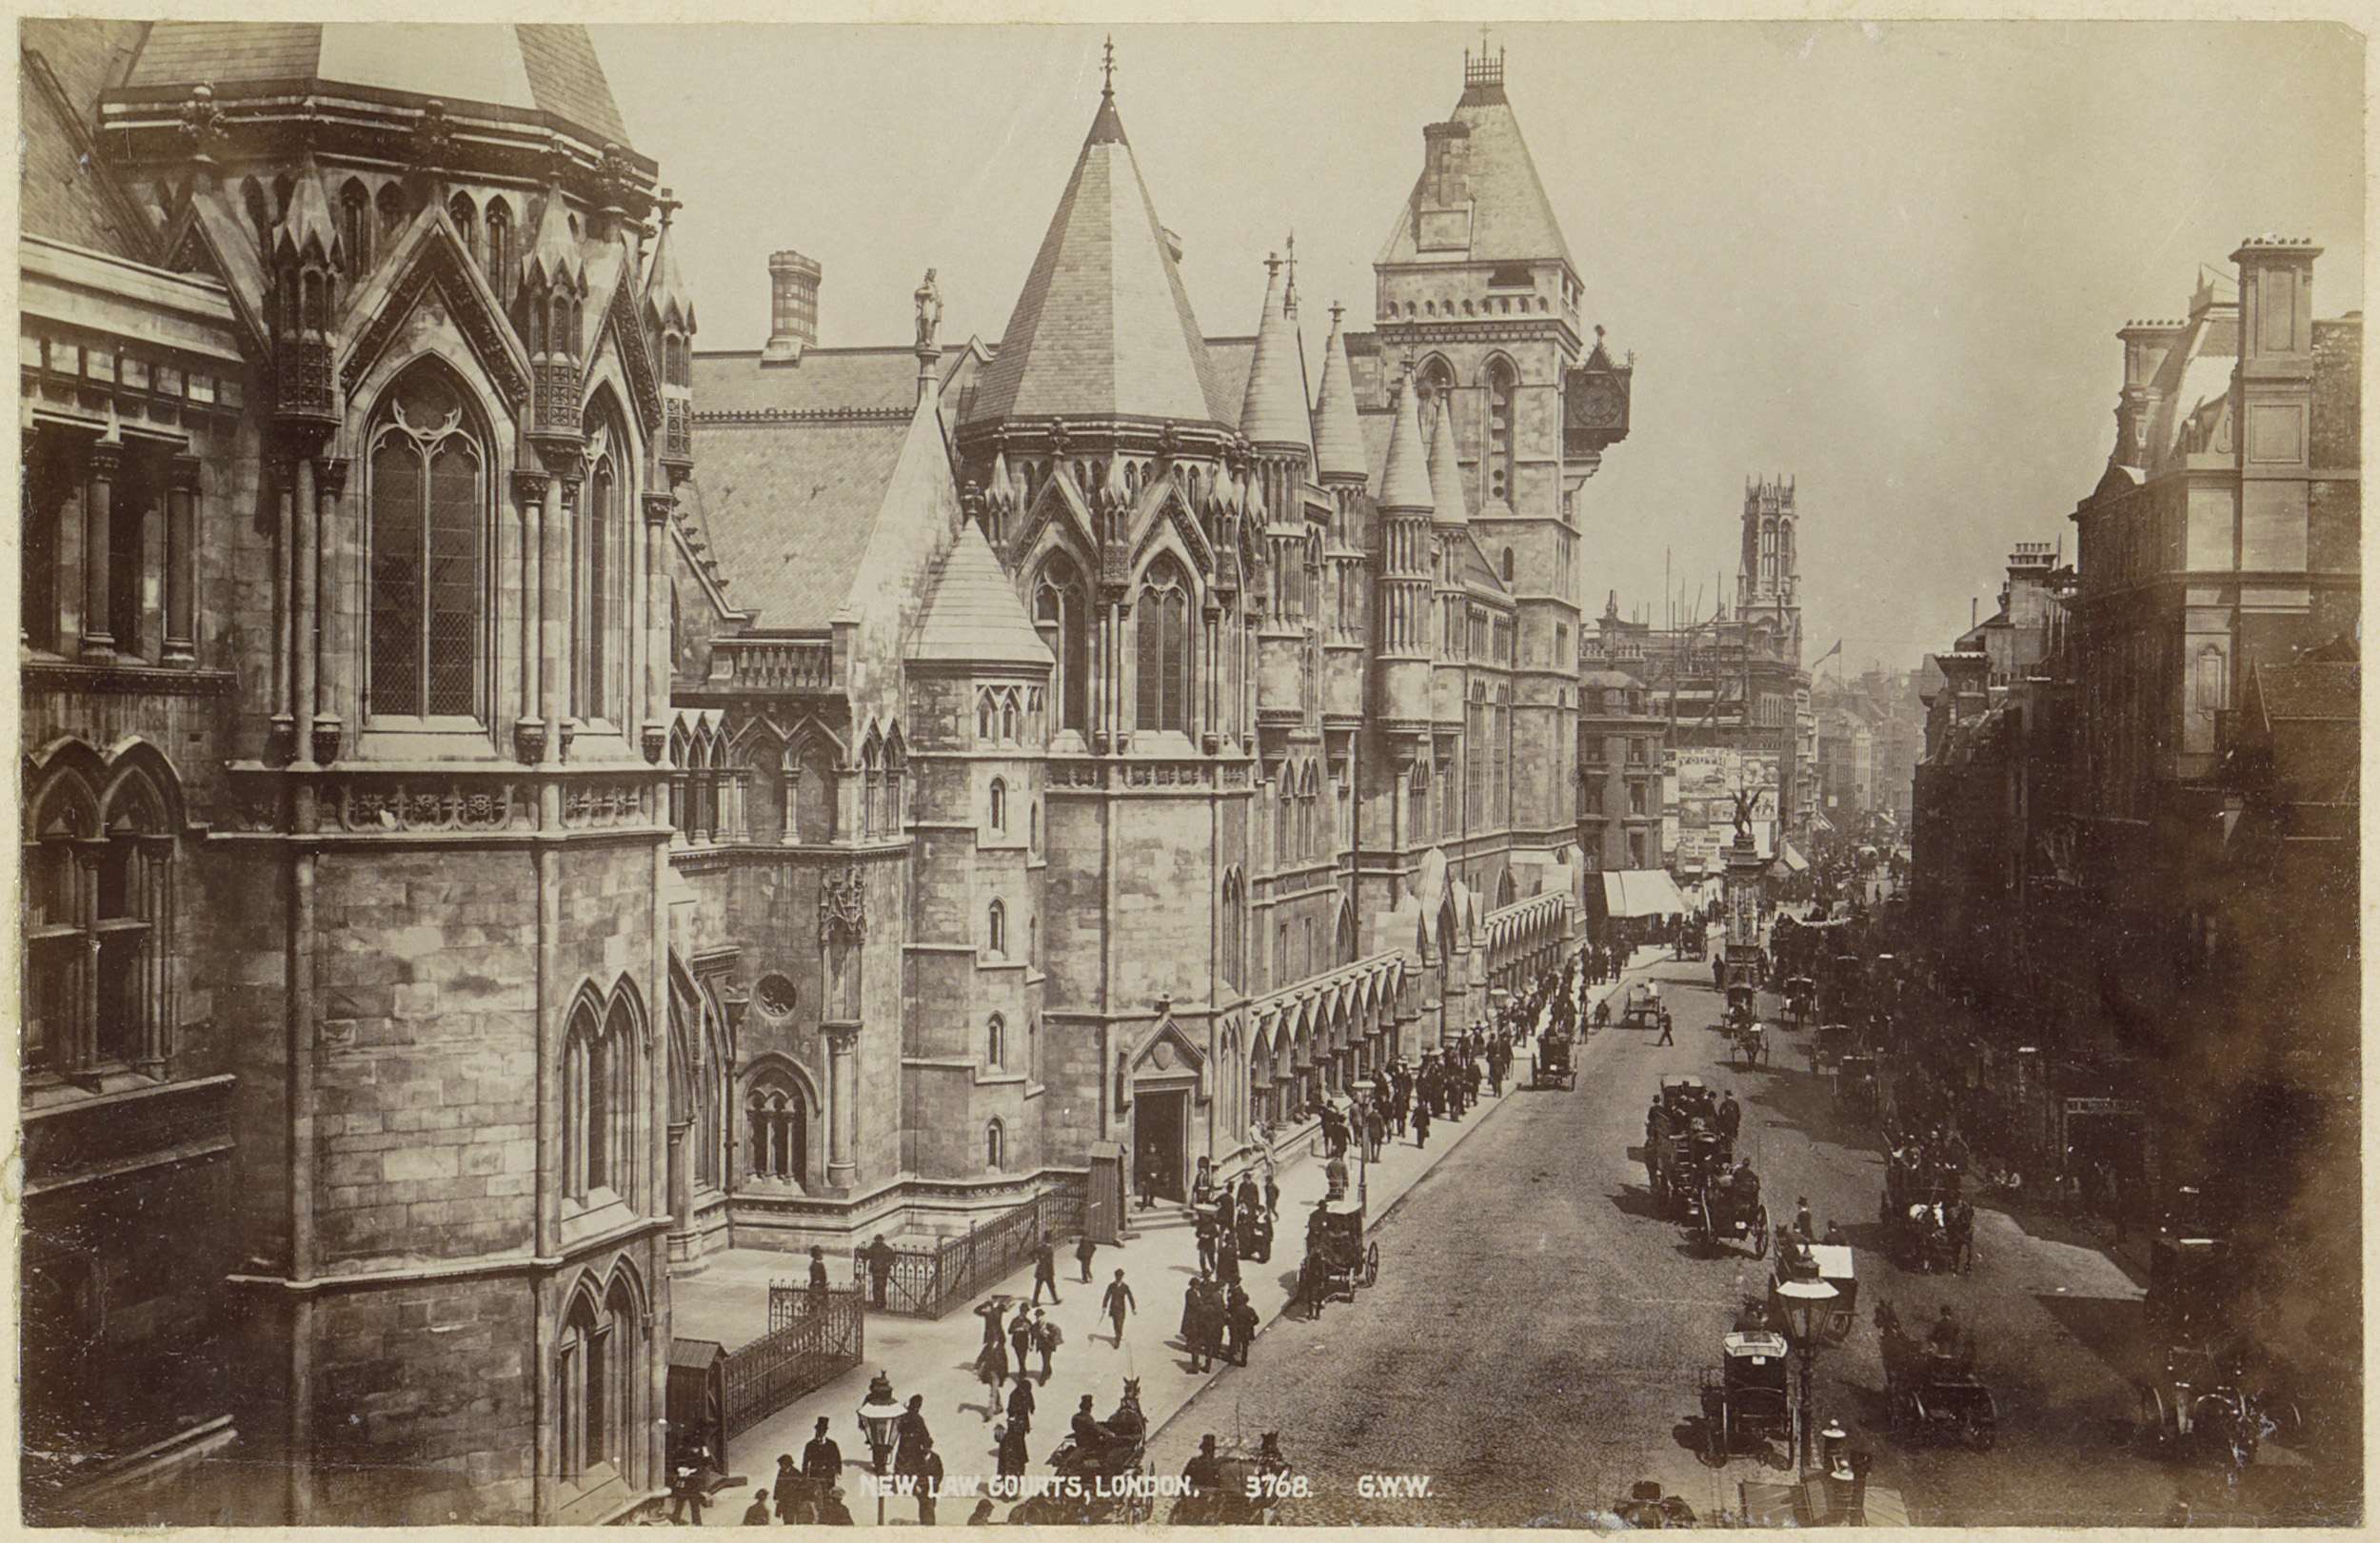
[1146,954,2330,1527]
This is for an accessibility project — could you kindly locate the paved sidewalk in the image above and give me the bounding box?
[688,946,1672,1526]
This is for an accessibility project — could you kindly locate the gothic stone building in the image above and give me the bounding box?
[15,26,1629,1526]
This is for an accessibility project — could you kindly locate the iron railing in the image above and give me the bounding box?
[721,1282,864,1438]
[852,1190,1085,1319]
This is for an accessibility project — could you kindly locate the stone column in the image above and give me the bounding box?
[669,771,688,846]
[642,492,673,763]
[311,458,347,764]
[80,440,120,660]
[291,455,318,764]
[823,1023,860,1188]
[666,1120,693,1241]
[164,458,199,663]
[513,470,548,763]
[539,472,567,766]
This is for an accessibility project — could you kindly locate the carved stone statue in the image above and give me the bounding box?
[914,268,942,350]
[1731,787,1758,844]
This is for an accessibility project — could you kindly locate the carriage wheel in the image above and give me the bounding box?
[1363,1240,1380,1287]
[2138,1384,2172,1448]
[1753,1209,1771,1259]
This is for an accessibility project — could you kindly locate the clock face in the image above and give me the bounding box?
[1570,378,1624,429]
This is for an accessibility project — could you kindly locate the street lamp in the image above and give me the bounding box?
[1772,1277,1839,1476]
[856,1379,901,1526]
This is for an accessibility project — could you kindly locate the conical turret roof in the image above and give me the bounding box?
[271,158,341,267]
[1239,254,1312,453]
[1378,62,1575,273]
[1311,305,1366,481]
[1378,374,1435,513]
[1426,403,1469,527]
[523,181,585,292]
[965,83,1221,426]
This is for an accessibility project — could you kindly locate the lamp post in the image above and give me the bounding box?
[1773,1277,1839,1476]
[857,1377,901,1525]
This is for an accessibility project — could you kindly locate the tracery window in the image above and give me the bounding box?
[1136,558,1193,735]
[746,1073,807,1183]
[578,414,628,723]
[556,1276,643,1490]
[21,758,176,1078]
[367,367,485,722]
[447,191,477,268]
[1035,554,1091,737]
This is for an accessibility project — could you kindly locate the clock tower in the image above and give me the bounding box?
[1373,43,1632,872]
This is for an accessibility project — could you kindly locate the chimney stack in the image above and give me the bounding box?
[764,249,822,363]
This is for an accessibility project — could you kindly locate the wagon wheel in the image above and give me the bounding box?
[1753,1208,1771,1259]
[1971,1392,1999,1453]
[1126,1462,1156,1524]
[1362,1240,1379,1287]
[2138,1383,2172,1448]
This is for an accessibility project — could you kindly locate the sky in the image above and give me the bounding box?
[596,21,2364,676]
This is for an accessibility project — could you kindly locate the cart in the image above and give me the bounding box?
[1699,1331,1793,1467]
[1295,1197,1376,1316]
[2137,1341,2300,1490]
[1167,1434,1292,1525]
[1782,976,1817,1029]
[1875,1301,1996,1450]
[1723,982,1758,1034]
[1533,1030,1577,1091]
[1697,1168,1772,1257]
[1772,1242,1858,1344]
[1621,981,1664,1030]
[1019,1379,1155,1524]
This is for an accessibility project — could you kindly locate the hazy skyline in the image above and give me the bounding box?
[597,21,2363,675]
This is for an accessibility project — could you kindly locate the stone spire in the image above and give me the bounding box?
[1239,250,1312,454]
[271,156,342,268]
[1311,301,1366,484]
[642,186,694,334]
[1378,366,1436,514]
[523,163,585,293]
[1426,399,1470,529]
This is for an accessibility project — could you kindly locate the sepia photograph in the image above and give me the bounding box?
[10,10,2365,1530]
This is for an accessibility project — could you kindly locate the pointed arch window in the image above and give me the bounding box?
[447,191,478,269]
[988,777,1008,836]
[577,412,630,723]
[340,180,372,273]
[557,1277,644,1490]
[986,900,1007,959]
[987,1013,1007,1072]
[985,1119,1007,1172]
[746,1072,808,1184]
[1136,558,1193,735]
[1035,555,1090,737]
[1500,546,1516,584]
[367,367,486,722]
[485,202,514,307]
[1417,356,1456,421]
[563,995,638,1204]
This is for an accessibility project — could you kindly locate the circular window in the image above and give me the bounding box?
[754,973,799,1018]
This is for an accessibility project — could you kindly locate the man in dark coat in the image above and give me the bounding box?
[1225,1284,1259,1367]
[1032,1236,1061,1304]
[1101,1269,1136,1346]
[1075,1232,1097,1283]
[863,1234,897,1310]
[1717,1091,1742,1143]
[1005,1371,1035,1440]
[1009,1304,1034,1372]
[893,1396,933,1476]
[1236,1172,1259,1221]
[1413,1099,1432,1148]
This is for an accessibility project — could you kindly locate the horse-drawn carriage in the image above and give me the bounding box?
[1295,1197,1377,1316]
[1833,1051,1878,1115]
[1018,1379,1156,1524]
[1644,1077,1726,1215]
[1874,1302,1997,1450]
[1880,1161,1966,1275]
[1727,1016,1771,1070]
[1782,976,1817,1029]
[1533,1029,1577,1091]
[1698,1331,1793,1467]
[1723,981,1758,1033]
[1692,1160,1771,1257]
[1621,981,1665,1030]
[1167,1434,1292,1525]
[1805,1021,1856,1076]
[2137,1340,2299,1491]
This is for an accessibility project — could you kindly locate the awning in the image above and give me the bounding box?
[1601,869,1691,919]
[1774,840,1810,874]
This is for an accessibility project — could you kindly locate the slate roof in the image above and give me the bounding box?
[124,23,629,146]
[19,19,155,262]
[1378,78,1575,272]
[965,90,1223,425]
[687,417,914,629]
[911,520,1052,667]
[693,346,967,418]
[1201,335,1256,431]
